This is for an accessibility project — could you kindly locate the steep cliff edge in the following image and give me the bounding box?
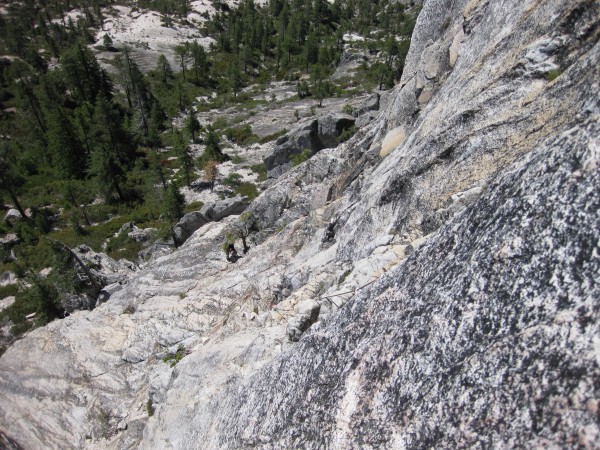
[1,0,599,448]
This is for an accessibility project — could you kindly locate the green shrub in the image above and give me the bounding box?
[337,126,357,144]
[122,304,136,314]
[212,116,230,130]
[547,69,562,81]
[249,163,268,182]
[338,269,352,286]
[235,182,258,200]
[223,172,242,188]
[48,215,133,253]
[0,284,20,300]
[163,344,187,367]
[146,399,155,417]
[0,280,63,336]
[291,149,312,166]
[230,154,246,164]
[184,201,204,214]
[224,124,259,145]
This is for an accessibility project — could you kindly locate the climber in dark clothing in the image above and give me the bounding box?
[226,243,239,262]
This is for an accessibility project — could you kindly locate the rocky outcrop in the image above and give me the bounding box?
[354,93,381,128]
[173,196,249,245]
[317,113,356,148]
[286,299,321,342]
[264,114,356,178]
[121,223,157,244]
[2,209,21,223]
[74,245,137,286]
[353,92,380,117]
[263,119,322,178]
[0,0,598,448]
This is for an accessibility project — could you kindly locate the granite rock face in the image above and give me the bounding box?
[175,115,600,449]
[0,0,598,448]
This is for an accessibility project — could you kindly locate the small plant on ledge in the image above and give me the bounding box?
[162,344,187,368]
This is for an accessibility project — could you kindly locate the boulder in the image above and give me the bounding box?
[264,114,356,178]
[96,282,124,306]
[199,196,249,222]
[173,212,208,245]
[0,233,19,259]
[3,209,21,223]
[0,296,16,313]
[317,113,356,148]
[128,227,158,244]
[264,120,321,178]
[62,293,95,313]
[296,299,321,323]
[75,245,137,286]
[0,234,19,246]
[353,93,380,117]
[173,196,249,246]
[117,222,158,245]
[139,241,173,263]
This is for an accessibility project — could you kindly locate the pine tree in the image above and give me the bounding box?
[229,58,242,98]
[202,127,228,163]
[148,100,166,147]
[161,183,184,223]
[9,60,46,132]
[46,107,86,179]
[304,31,318,72]
[148,150,168,192]
[116,47,152,136]
[60,42,112,104]
[186,108,201,142]
[161,183,185,246]
[0,142,29,220]
[88,96,131,201]
[190,41,208,85]
[173,130,194,186]
[233,211,257,254]
[312,63,328,107]
[174,43,190,80]
[103,33,113,50]
[62,179,91,226]
[156,54,173,85]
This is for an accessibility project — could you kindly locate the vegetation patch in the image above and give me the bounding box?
[338,126,358,144]
[235,182,259,200]
[546,69,562,81]
[249,163,268,182]
[224,124,259,146]
[146,398,155,417]
[105,231,144,262]
[258,129,288,144]
[184,201,205,214]
[291,149,312,166]
[163,344,187,368]
[0,284,20,300]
